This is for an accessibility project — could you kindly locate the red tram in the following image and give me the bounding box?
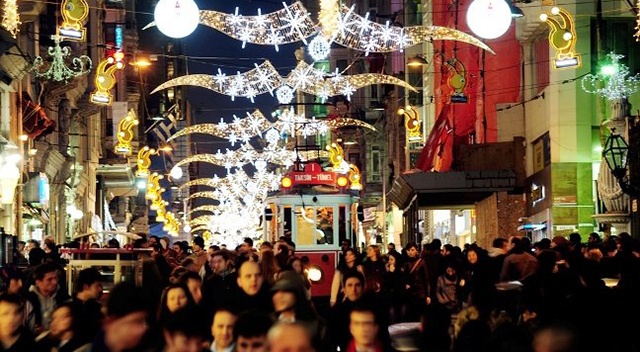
[262,161,361,297]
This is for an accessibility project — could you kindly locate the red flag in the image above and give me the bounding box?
[416,105,452,172]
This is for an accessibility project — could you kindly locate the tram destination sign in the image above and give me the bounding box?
[288,171,337,186]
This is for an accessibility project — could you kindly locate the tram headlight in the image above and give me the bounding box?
[308,266,323,283]
[337,176,348,187]
[281,176,292,188]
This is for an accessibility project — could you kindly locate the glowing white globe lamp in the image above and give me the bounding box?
[154,0,200,39]
[170,166,183,180]
[466,0,512,40]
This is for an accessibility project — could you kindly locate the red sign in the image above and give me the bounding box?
[289,171,337,185]
[283,162,341,187]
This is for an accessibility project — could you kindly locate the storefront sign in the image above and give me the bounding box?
[531,183,545,206]
[38,173,50,210]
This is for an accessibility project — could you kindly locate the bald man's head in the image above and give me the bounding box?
[237,260,263,296]
[267,322,314,352]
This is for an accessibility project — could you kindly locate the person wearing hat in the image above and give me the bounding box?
[270,270,326,351]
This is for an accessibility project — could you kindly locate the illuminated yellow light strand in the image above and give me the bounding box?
[198,1,317,48]
[195,1,493,54]
[168,109,376,144]
[152,60,416,103]
[187,191,220,202]
[168,111,269,142]
[319,0,339,38]
[172,145,296,170]
[1,0,20,38]
[188,205,220,216]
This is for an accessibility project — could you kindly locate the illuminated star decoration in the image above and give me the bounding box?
[194,1,493,55]
[199,2,316,51]
[168,111,271,145]
[581,52,640,101]
[152,61,282,102]
[32,34,92,83]
[167,108,376,143]
[275,107,376,139]
[285,61,417,102]
[180,170,281,195]
[171,144,296,171]
[1,0,20,38]
[151,60,417,103]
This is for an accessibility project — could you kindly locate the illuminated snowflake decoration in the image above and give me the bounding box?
[308,36,332,61]
[581,53,640,101]
[265,128,281,146]
[199,2,316,51]
[276,85,295,104]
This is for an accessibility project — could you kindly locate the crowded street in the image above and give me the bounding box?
[2,0,640,350]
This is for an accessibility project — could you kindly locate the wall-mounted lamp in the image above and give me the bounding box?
[602,129,640,196]
[407,55,429,67]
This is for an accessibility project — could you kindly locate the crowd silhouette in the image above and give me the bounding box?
[0,231,638,351]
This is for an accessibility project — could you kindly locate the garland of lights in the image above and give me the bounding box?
[152,60,416,103]
[168,111,270,144]
[181,171,281,196]
[331,4,494,55]
[188,191,221,202]
[275,107,377,138]
[285,61,417,102]
[1,0,20,38]
[189,205,221,216]
[179,177,220,191]
[319,0,340,38]
[152,61,281,102]
[194,1,493,55]
[172,144,296,171]
[581,53,640,101]
[32,34,92,83]
[199,2,317,50]
[167,108,376,144]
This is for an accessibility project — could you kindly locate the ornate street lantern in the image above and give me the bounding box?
[602,129,640,197]
[602,129,629,180]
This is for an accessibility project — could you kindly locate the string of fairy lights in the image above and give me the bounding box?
[151,59,418,103]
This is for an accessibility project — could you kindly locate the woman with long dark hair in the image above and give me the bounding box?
[330,248,364,307]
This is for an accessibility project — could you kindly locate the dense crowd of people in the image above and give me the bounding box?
[0,231,639,351]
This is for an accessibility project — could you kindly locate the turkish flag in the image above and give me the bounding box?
[416,105,452,172]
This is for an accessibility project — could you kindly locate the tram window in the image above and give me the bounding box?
[284,206,292,237]
[296,206,316,246]
[316,206,334,245]
[339,206,348,246]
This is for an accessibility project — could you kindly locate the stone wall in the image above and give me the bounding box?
[475,191,526,248]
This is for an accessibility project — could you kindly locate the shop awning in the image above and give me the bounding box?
[0,28,30,88]
[388,170,519,211]
[22,203,50,224]
[97,164,137,197]
[22,93,56,139]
